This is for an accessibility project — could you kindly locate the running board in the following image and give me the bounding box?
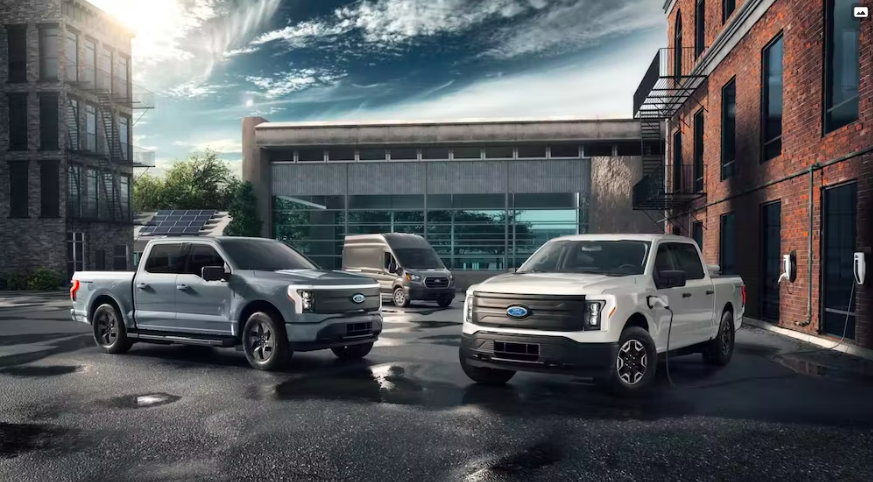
[127,330,237,348]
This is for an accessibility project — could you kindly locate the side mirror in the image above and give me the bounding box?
[202,266,227,282]
[388,263,397,274]
[656,269,686,289]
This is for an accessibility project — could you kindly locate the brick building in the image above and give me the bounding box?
[634,0,871,348]
[0,0,154,284]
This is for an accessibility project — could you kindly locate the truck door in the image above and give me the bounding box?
[668,242,715,344]
[174,243,234,335]
[652,243,694,350]
[133,243,184,330]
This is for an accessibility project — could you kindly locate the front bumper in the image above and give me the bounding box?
[286,312,383,352]
[460,332,618,377]
[405,286,455,301]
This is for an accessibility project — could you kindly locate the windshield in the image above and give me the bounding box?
[393,248,445,270]
[517,240,650,276]
[220,239,318,271]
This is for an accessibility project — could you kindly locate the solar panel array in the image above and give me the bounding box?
[139,210,217,236]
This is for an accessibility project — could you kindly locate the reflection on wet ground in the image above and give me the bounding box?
[464,441,562,481]
[105,393,181,409]
[268,363,692,421]
[0,422,75,459]
[0,364,85,378]
[773,354,873,383]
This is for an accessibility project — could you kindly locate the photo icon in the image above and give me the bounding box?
[855,6,869,17]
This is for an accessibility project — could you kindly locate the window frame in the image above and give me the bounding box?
[674,11,683,78]
[672,130,683,193]
[38,25,60,81]
[39,93,60,151]
[64,30,78,81]
[720,77,737,180]
[39,160,60,218]
[723,0,736,23]
[695,0,706,58]
[693,109,704,192]
[761,33,784,162]
[692,221,704,250]
[719,212,736,275]
[823,0,860,134]
[8,161,29,218]
[7,25,28,83]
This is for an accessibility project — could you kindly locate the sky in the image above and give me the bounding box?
[88,0,667,176]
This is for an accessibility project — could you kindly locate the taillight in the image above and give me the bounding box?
[70,279,80,301]
[741,285,746,306]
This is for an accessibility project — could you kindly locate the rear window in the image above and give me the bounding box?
[145,244,185,274]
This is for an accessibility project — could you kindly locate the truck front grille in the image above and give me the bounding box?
[313,287,380,314]
[471,292,587,332]
[425,277,449,289]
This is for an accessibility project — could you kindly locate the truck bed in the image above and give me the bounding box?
[71,271,136,323]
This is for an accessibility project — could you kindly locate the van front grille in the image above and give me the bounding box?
[425,277,449,289]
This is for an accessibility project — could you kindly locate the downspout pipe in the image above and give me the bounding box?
[805,162,818,326]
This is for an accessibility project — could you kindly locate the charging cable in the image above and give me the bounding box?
[775,282,855,359]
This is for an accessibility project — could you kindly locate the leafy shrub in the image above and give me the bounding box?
[6,271,29,290]
[26,268,63,291]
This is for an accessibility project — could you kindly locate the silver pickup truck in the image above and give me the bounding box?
[70,237,383,370]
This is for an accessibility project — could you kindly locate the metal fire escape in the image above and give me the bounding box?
[631,46,708,211]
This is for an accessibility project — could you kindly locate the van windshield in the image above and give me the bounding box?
[394,248,445,270]
[517,240,650,276]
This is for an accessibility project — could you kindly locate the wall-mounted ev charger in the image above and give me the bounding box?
[854,251,867,286]
[777,250,798,284]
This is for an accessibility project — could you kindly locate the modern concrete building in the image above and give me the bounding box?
[241,117,662,288]
[0,0,154,283]
[633,0,871,347]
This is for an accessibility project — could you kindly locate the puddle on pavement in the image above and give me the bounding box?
[270,363,691,420]
[419,334,461,346]
[464,441,561,481]
[106,393,181,409]
[773,355,873,383]
[0,422,66,459]
[0,365,86,378]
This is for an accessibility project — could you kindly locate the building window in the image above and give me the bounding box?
[549,145,580,158]
[824,0,859,133]
[39,94,60,150]
[118,115,129,160]
[586,143,614,157]
[693,110,704,192]
[673,11,683,77]
[119,175,131,221]
[672,131,683,192]
[69,165,82,218]
[451,147,481,160]
[327,148,355,161]
[695,0,706,57]
[359,148,386,161]
[721,78,736,180]
[64,30,78,81]
[719,212,736,275]
[113,245,129,271]
[485,146,514,159]
[390,147,418,160]
[762,34,783,161]
[517,146,546,158]
[85,104,97,152]
[723,0,735,23]
[8,162,29,218]
[68,99,80,150]
[101,172,115,220]
[99,49,112,91]
[38,26,59,80]
[692,221,703,250]
[7,93,28,150]
[422,147,450,160]
[84,168,98,218]
[7,26,27,83]
[761,201,782,322]
[66,232,85,280]
[40,160,60,218]
[83,38,96,85]
[297,148,324,162]
[116,56,129,98]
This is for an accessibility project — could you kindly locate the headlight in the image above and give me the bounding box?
[298,290,314,312]
[406,273,421,282]
[584,301,604,329]
[464,294,473,323]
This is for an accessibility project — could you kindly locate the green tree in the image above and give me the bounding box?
[133,150,239,211]
[224,182,263,237]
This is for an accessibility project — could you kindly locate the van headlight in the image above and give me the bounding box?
[406,273,421,282]
[584,301,604,329]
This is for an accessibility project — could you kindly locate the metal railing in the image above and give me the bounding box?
[133,146,156,167]
[667,164,706,195]
[63,62,155,109]
[633,47,707,118]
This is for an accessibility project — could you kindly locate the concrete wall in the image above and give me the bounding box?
[589,156,662,234]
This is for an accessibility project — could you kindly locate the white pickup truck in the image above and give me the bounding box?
[459,234,745,394]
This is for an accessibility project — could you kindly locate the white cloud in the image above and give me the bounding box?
[173,139,242,154]
[246,70,347,99]
[163,80,237,99]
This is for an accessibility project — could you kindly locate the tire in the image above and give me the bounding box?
[393,287,410,308]
[92,303,133,354]
[459,350,515,386]
[331,342,373,360]
[703,310,735,366]
[602,327,657,395]
[436,297,452,308]
[242,311,290,371]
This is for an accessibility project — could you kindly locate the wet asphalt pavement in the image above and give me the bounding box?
[2,301,873,481]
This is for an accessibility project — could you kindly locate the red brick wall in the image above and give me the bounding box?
[664,0,873,347]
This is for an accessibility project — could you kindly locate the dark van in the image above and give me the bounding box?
[342,234,455,307]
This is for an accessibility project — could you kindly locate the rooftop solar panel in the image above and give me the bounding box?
[139,210,221,237]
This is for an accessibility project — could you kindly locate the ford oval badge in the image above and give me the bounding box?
[351,294,366,304]
[506,306,528,318]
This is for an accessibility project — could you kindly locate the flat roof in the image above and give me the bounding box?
[256,117,638,130]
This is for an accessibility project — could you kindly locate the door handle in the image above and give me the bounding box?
[136,283,149,289]
[705,289,715,295]
[681,292,692,298]
[176,284,189,290]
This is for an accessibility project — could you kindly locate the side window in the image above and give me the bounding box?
[654,244,675,274]
[185,244,225,277]
[670,243,706,280]
[144,244,184,274]
[384,252,394,270]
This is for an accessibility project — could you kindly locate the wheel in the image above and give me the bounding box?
[92,303,133,354]
[459,350,515,385]
[242,311,290,371]
[436,297,452,308]
[703,310,735,366]
[331,342,373,360]
[393,287,410,308]
[602,327,657,395]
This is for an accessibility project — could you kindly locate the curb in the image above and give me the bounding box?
[744,317,873,362]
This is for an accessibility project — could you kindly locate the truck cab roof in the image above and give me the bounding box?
[549,233,695,243]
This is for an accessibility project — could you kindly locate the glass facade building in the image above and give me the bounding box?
[273,192,586,270]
